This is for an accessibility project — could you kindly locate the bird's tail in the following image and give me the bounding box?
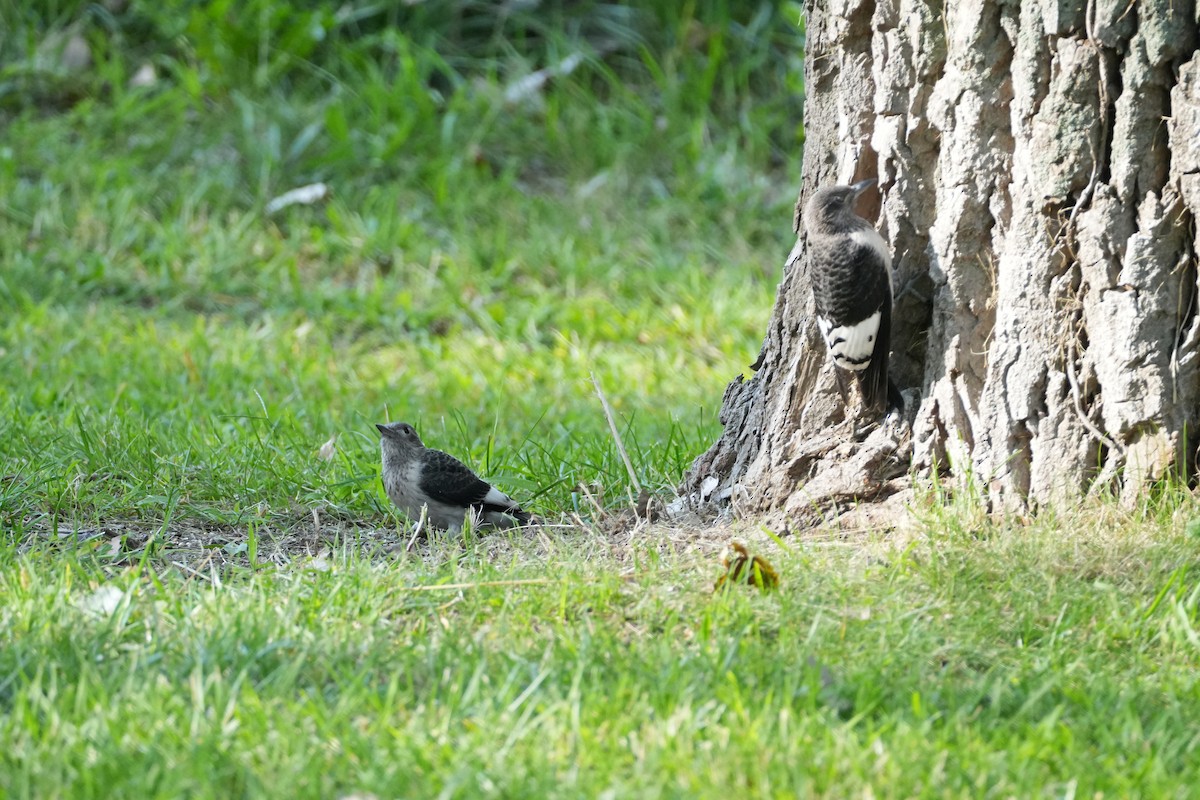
[857,356,889,413]
[856,368,904,414]
[476,500,536,527]
[857,301,900,414]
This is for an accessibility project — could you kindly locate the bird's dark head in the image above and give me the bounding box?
[804,178,875,234]
[376,421,424,451]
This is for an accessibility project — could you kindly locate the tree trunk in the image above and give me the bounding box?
[684,0,1200,521]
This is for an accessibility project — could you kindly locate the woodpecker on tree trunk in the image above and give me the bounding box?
[802,178,903,415]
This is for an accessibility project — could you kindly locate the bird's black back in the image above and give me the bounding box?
[419,449,493,507]
[810,234,891,328]
[419,449,525,518]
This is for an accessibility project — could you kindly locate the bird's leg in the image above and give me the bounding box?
[892,272,932,305]
[873,386,920,453]
[886,378,905,412]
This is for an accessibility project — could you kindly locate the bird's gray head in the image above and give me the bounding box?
[804,178,875,235]
[376,421,424,454]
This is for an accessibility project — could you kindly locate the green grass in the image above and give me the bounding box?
[4,2,1200,797]
[4,505,1200,797]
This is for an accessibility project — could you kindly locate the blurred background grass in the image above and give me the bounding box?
[0,0,805,530]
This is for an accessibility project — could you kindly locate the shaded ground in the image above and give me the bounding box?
[13,502,896,580]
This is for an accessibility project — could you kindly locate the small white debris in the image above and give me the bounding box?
[61,35,92,71]
[576,171,610,200]
[318,435,337,462]
[129,62,157,88]
[665,496,690,516]
[503,52,585,105]
[265,182,330,214]
[76,585,125,617]
[56,525,100,540]
[700,475,719,501]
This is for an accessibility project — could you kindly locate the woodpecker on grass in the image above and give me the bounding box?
[804,178,903,414]
[376,421,532,530]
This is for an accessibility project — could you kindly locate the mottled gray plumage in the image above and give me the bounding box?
[804,178,902,413]
[376,421,531,530]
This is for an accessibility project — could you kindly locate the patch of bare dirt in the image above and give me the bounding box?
[12,489,924,581]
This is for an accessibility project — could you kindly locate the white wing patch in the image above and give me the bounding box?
[817,311,881,372]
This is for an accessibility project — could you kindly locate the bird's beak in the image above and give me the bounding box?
[851,178,877,197]
[375,423,390,437]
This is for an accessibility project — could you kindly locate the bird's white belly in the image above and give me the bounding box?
[384,463,469,529]
[818,311,881,371]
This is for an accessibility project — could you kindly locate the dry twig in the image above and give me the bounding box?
[591,372,642,496]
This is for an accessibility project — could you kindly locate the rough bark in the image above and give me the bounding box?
[684,0,1200,520]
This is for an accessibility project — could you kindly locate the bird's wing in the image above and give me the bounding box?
[420,449,523,514]
[811,236,892,325]
[812,236,891,362]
